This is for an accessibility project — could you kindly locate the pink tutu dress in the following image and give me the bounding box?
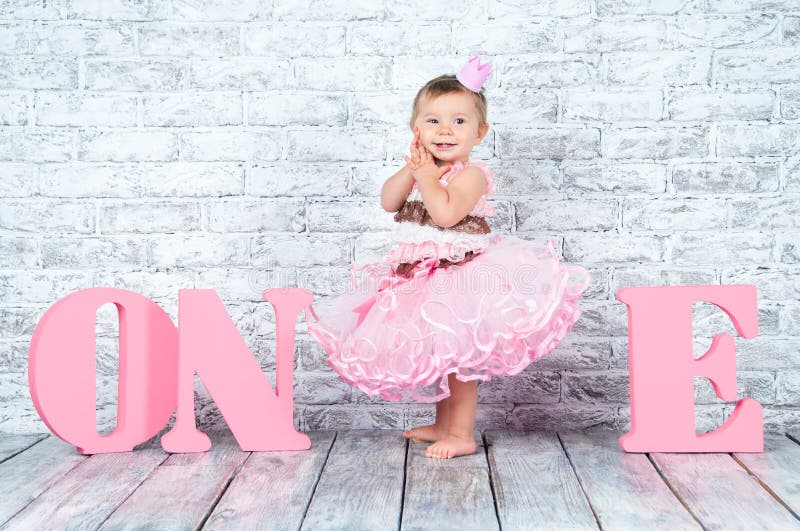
[303,160,590,403]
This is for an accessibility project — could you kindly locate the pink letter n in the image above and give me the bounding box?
[616,284,763,453]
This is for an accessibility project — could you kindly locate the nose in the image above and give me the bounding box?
[438,124,453,135]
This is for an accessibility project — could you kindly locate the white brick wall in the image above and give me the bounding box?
[1,0,799,436]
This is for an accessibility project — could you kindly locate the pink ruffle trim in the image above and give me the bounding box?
[304,236,590,403]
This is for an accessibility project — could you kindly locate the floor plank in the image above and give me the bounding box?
[0,435,87,526]
[651,448,800,529]
[99,431,249,530]
[560,428,700,529]
[0,433,47,463]
[731,433,800,521]
[3,447,167,529]
[301,430,406,529]
[204,430,335,530]
[402,428,498,530]
[485,429,598,530]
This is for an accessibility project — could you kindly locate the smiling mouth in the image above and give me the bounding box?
[434,143,457,149]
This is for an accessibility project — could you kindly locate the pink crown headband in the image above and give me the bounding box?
[456,55,491,92]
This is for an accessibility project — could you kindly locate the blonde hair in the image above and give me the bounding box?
[409,74,488,134]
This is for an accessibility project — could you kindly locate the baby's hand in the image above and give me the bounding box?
[404,128,452,182]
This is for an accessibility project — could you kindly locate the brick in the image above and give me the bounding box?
[0,237,37,268]
[480,371,560,403]
[668,88,773,121]
[454,20,560,54]
[287,129,384,162]
[0,200,94,233]
[490,160,562,195]
[0,163,37,196]
[730,196,800,229]
[140,163,244,197]
[149,234,249,267]
[180,129,281,162]
[0,270,90,304]
[493,89,558,124]
[501,54,600,88]
[717,124,800,157]
[496,127,600,159]
[717,48,800,84]
[517,198,617,231]
[776,232,800,264]
[491,0,588,17]
[36,92,136,126]
[0,128,72,162]
[251,234,350,267]
[188,58,290,90]
[562,89,662,121]
[387,0,484,20]
[41,236,147,268]
[604,126,708,159]
[31,21,135,55]
[244,23,344,57]
[0,92,27,126]
[78,129,178,162]
[669,232,772,266]
[784,15,800,45]
[139,25,239,56]
[775,370,800,405]
[172,0,271,20]
[67,0,170,20]
[99,200,201,234]
[0,23,29,54]
[564,163,667,196]
[597,0,704,15]
[274,0,383,21]
[247,163,349,197]
[206,198,305,232]
[562,369,630,403]
[622,197,726,230]
[308,199,394,232]
[0,1,65,19]
[607,50,711,86]
[735,337,800,370]
[40,162,139,197]
[779,303,800,335]
[248,93,345,126]
[666,15,779,48]
[0,56,77,89]
[564,17,667,52]
[142,92,242,126]
[782,87,800,120]
[85,59,185,91]
[294,57,391,91]
[564,232,666,263]
[707,0,800,12]
[350,23,449,56]
[673,162,778,194]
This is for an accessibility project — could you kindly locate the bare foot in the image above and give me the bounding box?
[425,434,477,459]
[403,424,448,443]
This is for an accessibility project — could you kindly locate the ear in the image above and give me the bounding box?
[477,123,489,142]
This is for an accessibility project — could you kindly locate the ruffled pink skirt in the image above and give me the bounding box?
[303,235,590,403]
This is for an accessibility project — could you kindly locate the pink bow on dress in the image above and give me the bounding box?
[351,257,440,328]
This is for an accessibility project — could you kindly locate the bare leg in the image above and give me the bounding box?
[426,372,478,459]
[403,380,452,442]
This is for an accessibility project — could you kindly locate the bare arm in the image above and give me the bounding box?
[415,166,486,228]
[380,163,415,213]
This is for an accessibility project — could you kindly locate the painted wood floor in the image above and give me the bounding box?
[0,427,798,530]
